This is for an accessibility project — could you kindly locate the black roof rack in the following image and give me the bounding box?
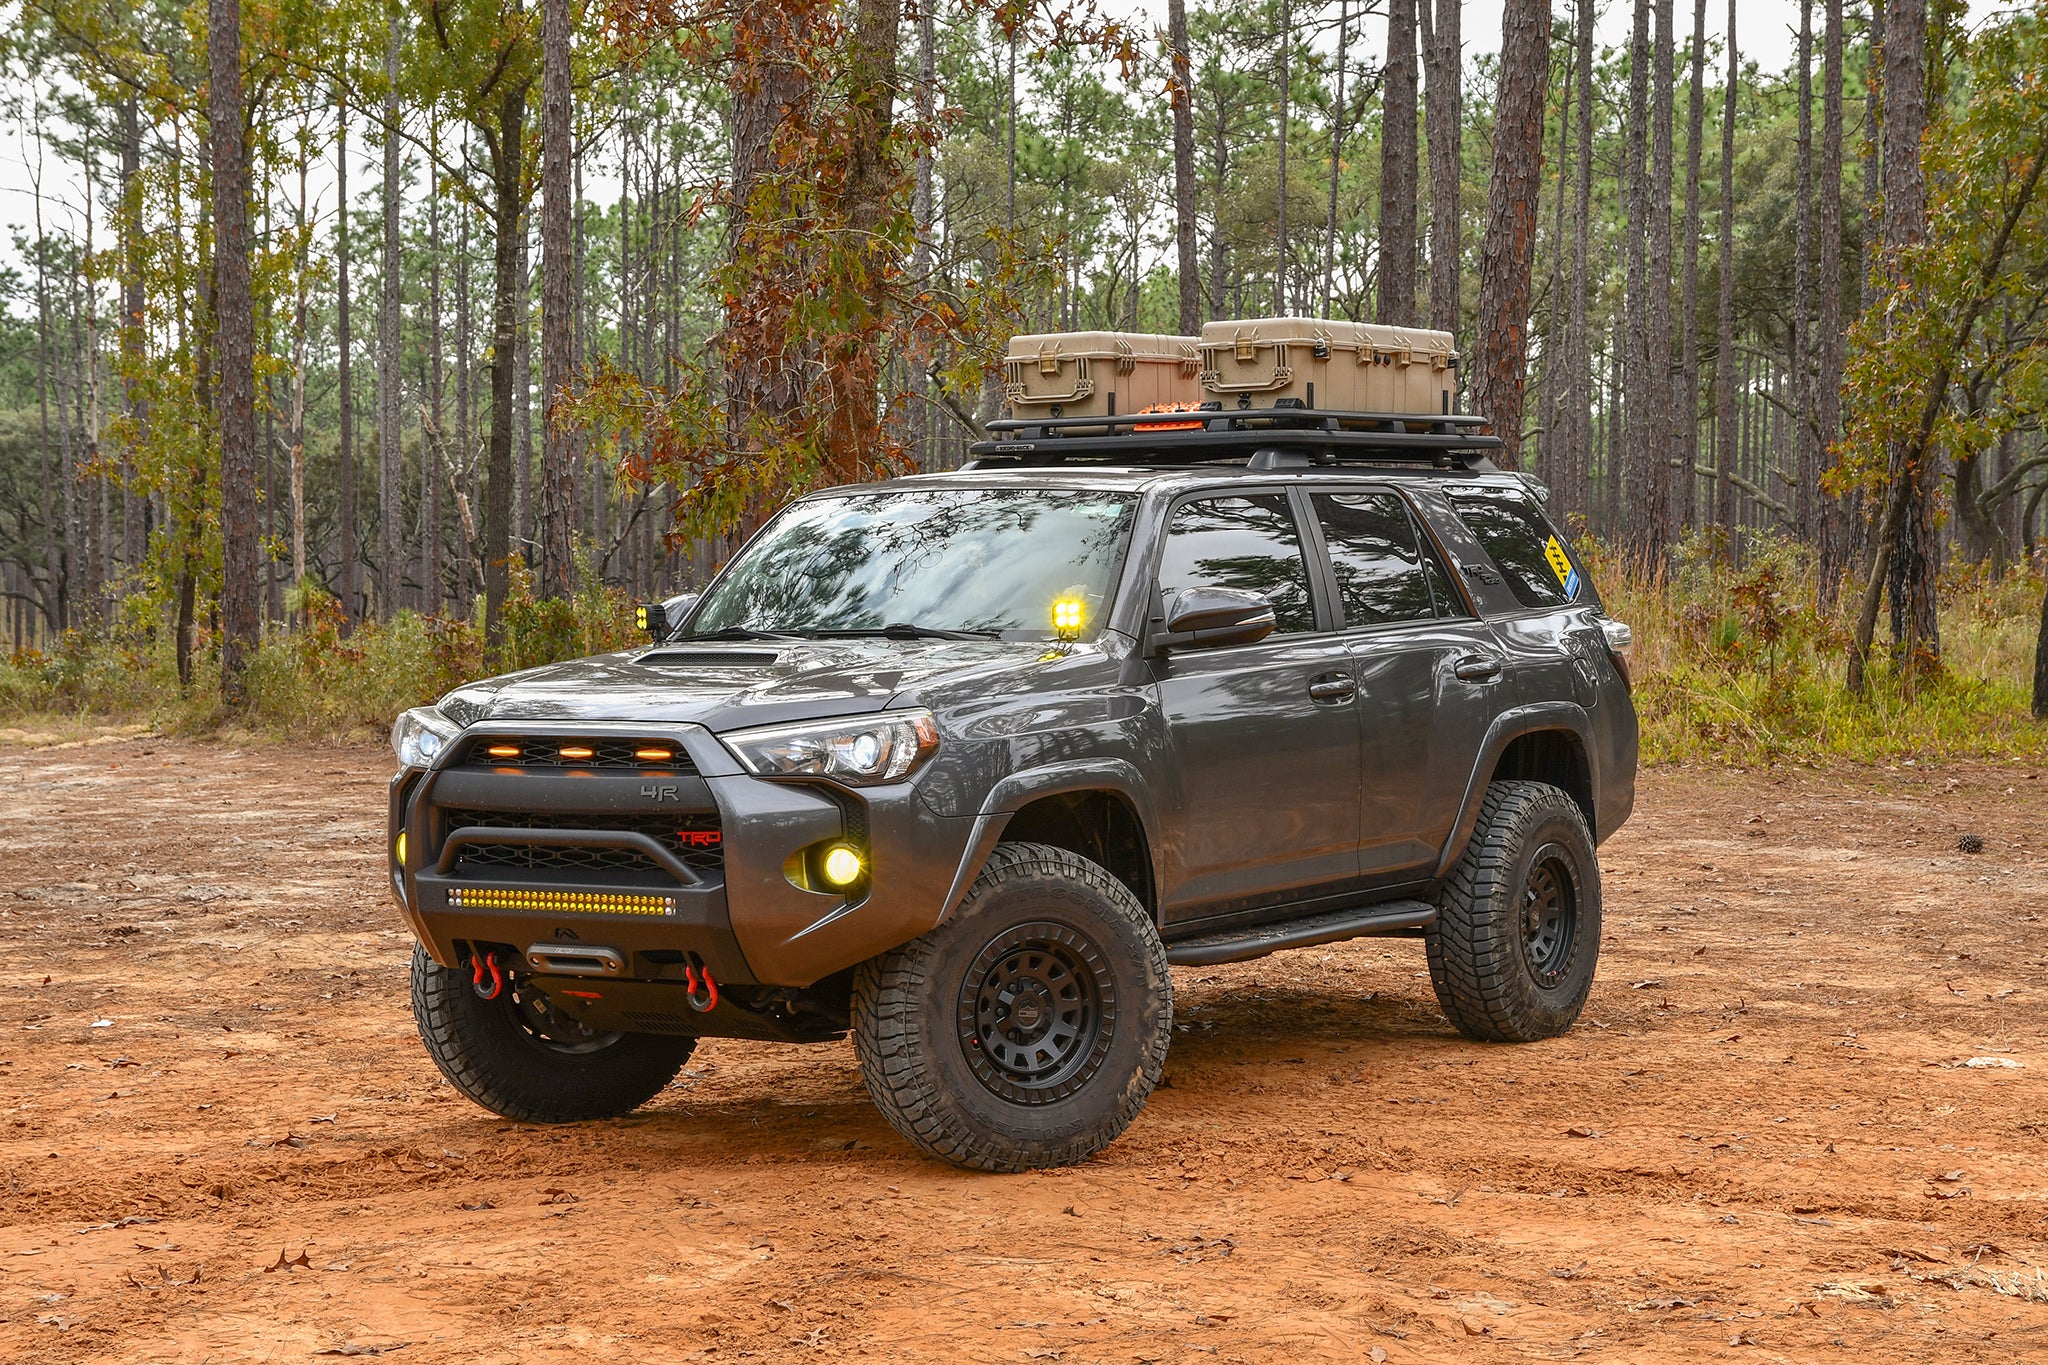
[964,407,1502,473]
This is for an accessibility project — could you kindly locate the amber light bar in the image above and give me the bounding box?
[485,744,522,759]
[447,887,676,917]
[558,745,596,760]
[634,747,675,762]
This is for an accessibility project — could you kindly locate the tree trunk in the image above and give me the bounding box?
[426,124,445,613]
[1563,0,1595,520]
[1789,0,1815,549]
[822,0,905,488]
[454,126,474,615]
[118,97,147,580]
[909,0,938,464]
[1815,0,1847,599]
[2033,582,2048,719]
[1275,0,1290,314]
[337,94,358,619]
[1679,0,1705,533]
[211,0,258,699]
[538,0,576,597]
[1536,21,1574,490]
[1169,0,1201,332]
[290,133,309,588]
[1322,0,1348,318]
[513,218,532,559]
[483,86,527,649]
[379,9,404,617]
[1881,0,1937,673]
[1421,0,1462,340]
[1378,0,1418,326]
[1470,0,1551,470]
[1714,0,1738,531]
[1621,0,1651,555]
[1641,0,1676,555]
[724,0,822,529]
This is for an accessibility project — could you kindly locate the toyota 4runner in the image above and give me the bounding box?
[386,405,1637,1172]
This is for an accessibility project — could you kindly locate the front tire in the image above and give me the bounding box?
[1426,780,1601,1043]
[852,842,1173,1172]
[411,945,694,1122]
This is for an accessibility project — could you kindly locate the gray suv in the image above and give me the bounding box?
[386,411,1637,1172]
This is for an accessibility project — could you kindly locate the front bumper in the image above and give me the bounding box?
[389,721,976,992]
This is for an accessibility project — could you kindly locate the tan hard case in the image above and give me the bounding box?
[1003,332,1203,423]
[1197,318,1458,418]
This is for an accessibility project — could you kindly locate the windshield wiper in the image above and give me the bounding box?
[812,623,1002,641]
[678,626,807,642]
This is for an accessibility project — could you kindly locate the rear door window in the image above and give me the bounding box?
[1444,485,1583,610]
[1156,494,1316,634]
[1309,491,1438,627]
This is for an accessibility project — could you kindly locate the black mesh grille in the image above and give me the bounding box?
[441,810,723,876]
[461,737,697,771]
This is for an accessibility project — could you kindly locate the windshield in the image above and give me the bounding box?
[688,487,1139,640]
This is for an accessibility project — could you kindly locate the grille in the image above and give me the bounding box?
[441,810,724,877]
[462,737,698,771]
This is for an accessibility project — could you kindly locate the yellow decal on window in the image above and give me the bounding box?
[1544,536,1581,599]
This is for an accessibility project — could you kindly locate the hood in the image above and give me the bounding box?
[437,637,1066,732]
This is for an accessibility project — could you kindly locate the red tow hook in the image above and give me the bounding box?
[684,963,718,1013]
[471,951,504,1001]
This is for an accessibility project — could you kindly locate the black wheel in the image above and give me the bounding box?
[1426,780,1601,1043]
[852,842,1172,1172]
[410,944,694,1122]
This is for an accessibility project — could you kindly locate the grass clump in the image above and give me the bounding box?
[1588,533,2048,766]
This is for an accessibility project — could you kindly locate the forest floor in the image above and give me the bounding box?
[0,739,2045,1363]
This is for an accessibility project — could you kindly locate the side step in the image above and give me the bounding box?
[1163,899,1437,968]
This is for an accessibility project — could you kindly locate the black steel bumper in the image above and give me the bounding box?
[388,720,977,993]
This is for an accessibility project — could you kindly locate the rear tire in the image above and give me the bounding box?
[1426,780,1601,1043]
[852,842,1172,1172]
[411,945,694,1122]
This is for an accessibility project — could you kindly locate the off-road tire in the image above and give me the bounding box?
[410,945,694,1122]
[1427,780,1601,1043]
[851,842,1173,1172]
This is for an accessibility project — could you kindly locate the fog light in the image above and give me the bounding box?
[395,833,408,867]
[820,844,865,889]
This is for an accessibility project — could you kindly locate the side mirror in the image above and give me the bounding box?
[1154,586,1277,653]
[636,592,700,641]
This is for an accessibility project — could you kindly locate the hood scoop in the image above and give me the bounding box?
[639,649,782,668]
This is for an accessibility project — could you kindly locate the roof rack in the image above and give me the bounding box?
[964,406,1502,473]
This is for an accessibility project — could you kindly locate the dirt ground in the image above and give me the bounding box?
[1,738,2045,1364]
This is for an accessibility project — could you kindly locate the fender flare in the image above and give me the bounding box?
[1432,703,1596,881]
[935,759,1164,926]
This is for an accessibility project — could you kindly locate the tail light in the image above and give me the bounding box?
[1598,618,1635,688]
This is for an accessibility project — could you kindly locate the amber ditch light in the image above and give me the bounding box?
[558,745,596,760]
[634,747,675,762]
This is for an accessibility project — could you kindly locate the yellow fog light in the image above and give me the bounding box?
[820,844,866,889]
[395,832,408,867]
[1052,596,1084,640]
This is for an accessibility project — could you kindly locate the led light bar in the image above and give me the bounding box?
[446,887,677,917]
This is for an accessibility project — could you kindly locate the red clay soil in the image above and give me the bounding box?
[0,737,2044,1363]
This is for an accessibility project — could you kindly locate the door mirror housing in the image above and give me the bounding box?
[1154,586,1278,653]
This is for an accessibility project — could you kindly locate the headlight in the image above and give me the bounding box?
[723,709,940,786]
[391,705,464,769]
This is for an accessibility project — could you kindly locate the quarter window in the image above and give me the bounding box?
[1157,494,1316,634]
[1445,485,1582,610]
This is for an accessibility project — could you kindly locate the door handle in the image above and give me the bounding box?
[1453,655,1503,682]
[1307,674,1357,703]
